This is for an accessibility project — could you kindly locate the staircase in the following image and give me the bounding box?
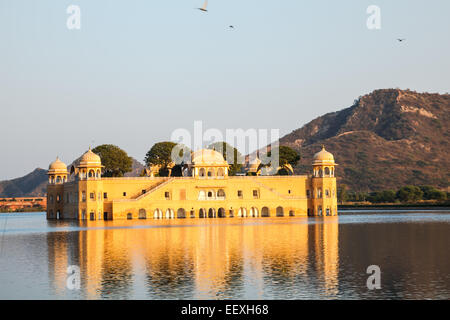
[132,178,174,201]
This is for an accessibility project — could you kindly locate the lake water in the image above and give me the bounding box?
[0,211,449,300]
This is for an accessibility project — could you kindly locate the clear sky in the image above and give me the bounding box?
[1,0,449,180]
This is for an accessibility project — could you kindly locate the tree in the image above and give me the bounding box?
[337,185,349,204]
[144,142,190,177]
[264,146,300,175]
[419,185,447,201]
[396,186,423,202]
[92,144,133,177]
[208,142,244,176]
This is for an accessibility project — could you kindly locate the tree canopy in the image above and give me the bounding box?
[144,142,190,176]
[208,142,244,176]
[92,144,133,177]
[259,145,300,175]
[396,185,424,202]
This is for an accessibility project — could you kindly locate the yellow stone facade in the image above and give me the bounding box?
[47,146,338,220]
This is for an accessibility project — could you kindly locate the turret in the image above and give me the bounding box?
[309,146,338,216]
[47,157,68,219]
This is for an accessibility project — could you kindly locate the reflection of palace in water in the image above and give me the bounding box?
[46,146,338,221]
[46,218,339,299]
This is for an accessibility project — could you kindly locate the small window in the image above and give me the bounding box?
[56,195,61,203]
[165,192,170,200]
[82,192,86,201]
[306,190,310,198]
[104,192,108,199]
[238,190,243,198]
[123,192,127,197]
[253,190,259,199]
[288,190,291,194]
[142,190,146,195]
[325,189,330,197]
[49,195,54,203]
[90,193,95,200]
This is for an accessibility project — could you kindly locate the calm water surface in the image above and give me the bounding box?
[0,211,449,300]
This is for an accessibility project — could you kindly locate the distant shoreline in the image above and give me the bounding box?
[339,203,449,211]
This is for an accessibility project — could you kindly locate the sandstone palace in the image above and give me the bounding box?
[46,147,338,220]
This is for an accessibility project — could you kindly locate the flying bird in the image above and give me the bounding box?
[229,25,234,29]
[197,0,208,12]
[397,38,406,42]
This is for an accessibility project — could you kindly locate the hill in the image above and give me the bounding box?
[280,89,450,192]
[0,168,48,197]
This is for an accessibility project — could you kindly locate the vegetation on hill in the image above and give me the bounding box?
[338,185,448,204]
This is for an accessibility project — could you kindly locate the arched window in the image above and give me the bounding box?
[127,213,132,220]
[165,209,174,219]
[154,209,162,219]
[261,207,270,217]
[325,189,330,197]
[208,208,215,218]
[250,207,259,217]
[139,209,147,219]
[199,168,206,177]
[207,190,215,199]
[207,168,214,177]
[50,176,55,184]
[217,168,224,177]
[56,176,61,183]
[199,208,206,218]
[177,208,186,219]
[325,167,330,176]
[289,210,295,217]
[317,189,322,198]
[238,207,247,217]
[198,190,206,200]
[276,206,284,217]
[318,169,323,177]
[217,189,226,199]
[218,208,226,218]
[88,170,95,178]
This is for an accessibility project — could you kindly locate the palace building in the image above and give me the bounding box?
[46,146,338,220]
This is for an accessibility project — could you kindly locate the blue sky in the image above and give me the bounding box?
[1,0,449,179]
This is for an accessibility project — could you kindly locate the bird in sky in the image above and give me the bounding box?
[197,0,208,12]
[229,25,234,29]
[397,38,406,42]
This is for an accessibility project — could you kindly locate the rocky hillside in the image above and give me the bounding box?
[281,89,450,192]
[0,169,48,197]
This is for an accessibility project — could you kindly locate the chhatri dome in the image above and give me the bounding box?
[313,145,335,165]
[79,147,102,167]
[48,157,68,174]
[191,149,228,165]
